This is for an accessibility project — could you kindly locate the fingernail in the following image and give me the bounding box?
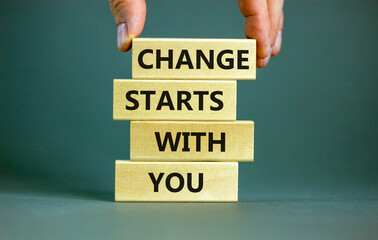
[117,23,132,52]
[275,31,282,47]
[271,31,282,56]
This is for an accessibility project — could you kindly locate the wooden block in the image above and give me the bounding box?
[113,79,236,121]
[132,38,256,80]
[130,121,254,162]
[115,161,238,202]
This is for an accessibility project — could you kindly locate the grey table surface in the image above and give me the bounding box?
[1,176,377,240]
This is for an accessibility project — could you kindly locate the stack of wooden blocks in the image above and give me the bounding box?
[114,38,256,202]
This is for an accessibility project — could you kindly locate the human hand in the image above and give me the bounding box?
[109,0,284,68]
[238,0,284,68]
[109,0,146,52]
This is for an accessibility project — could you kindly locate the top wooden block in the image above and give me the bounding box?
[132,38,256,80]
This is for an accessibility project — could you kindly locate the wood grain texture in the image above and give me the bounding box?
[132,38,256,80]
[113,79,236,121]
[115,161,238,202]
[130,121,254,162]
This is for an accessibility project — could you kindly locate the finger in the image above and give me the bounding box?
[271,14,283,56]
[109,0,146,52]
[257,46,272,68]
[267,0,284,48]
[238,0,271,59]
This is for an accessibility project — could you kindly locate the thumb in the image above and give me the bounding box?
[109,0,146,52]
[238,0,271,60]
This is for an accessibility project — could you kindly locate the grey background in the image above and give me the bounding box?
[1,0,377,239]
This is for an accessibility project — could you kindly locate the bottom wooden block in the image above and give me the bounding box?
[115,160,238,202]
